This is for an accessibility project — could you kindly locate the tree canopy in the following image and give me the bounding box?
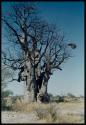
[2,2,76,102]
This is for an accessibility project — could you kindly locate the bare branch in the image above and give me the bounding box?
[2,18,27,51]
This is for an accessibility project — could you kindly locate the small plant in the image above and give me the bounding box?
[36,108,48,120]
[58,96,64,102]
[47,105,57,122]
[1,96,13,111]
[35,104,58,123]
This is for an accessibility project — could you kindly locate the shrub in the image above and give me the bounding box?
[35,104,57,122]
[1,97,13,111]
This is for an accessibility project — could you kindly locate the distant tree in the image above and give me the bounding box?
[1,66,13,110]
[67,93,76,98]
[1,65,13,96]
[2,90,13,98]
[2,2,76,102]
[80,95,84,98]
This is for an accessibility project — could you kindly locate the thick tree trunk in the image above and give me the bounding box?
[37,78,49,103]
[23,53,49,103]
[22,50,37,102]
[23,71,38,102]
[24,74,49,103]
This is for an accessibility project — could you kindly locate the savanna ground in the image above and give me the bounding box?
[1,98,84,123]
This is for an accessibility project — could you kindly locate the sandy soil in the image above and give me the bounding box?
[1,111,46,123]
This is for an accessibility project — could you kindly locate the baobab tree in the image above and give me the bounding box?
[2,2,76,102]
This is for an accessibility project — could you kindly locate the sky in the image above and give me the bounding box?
[2,2,84,96]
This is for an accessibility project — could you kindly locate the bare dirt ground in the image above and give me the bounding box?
[1,99,84,123]
[1,111,45,123]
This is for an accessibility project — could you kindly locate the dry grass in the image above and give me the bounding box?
[12,99,49,112]
[11,99,84,123]
[35,104,57,122]
[12,100,58,122]
[57,114,84,123]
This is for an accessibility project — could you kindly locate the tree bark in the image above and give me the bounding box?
[24,76,37,103]
[23,59,38,102]
[22,51,50,103]
[37,73,49,103]
[23,71,49,103]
